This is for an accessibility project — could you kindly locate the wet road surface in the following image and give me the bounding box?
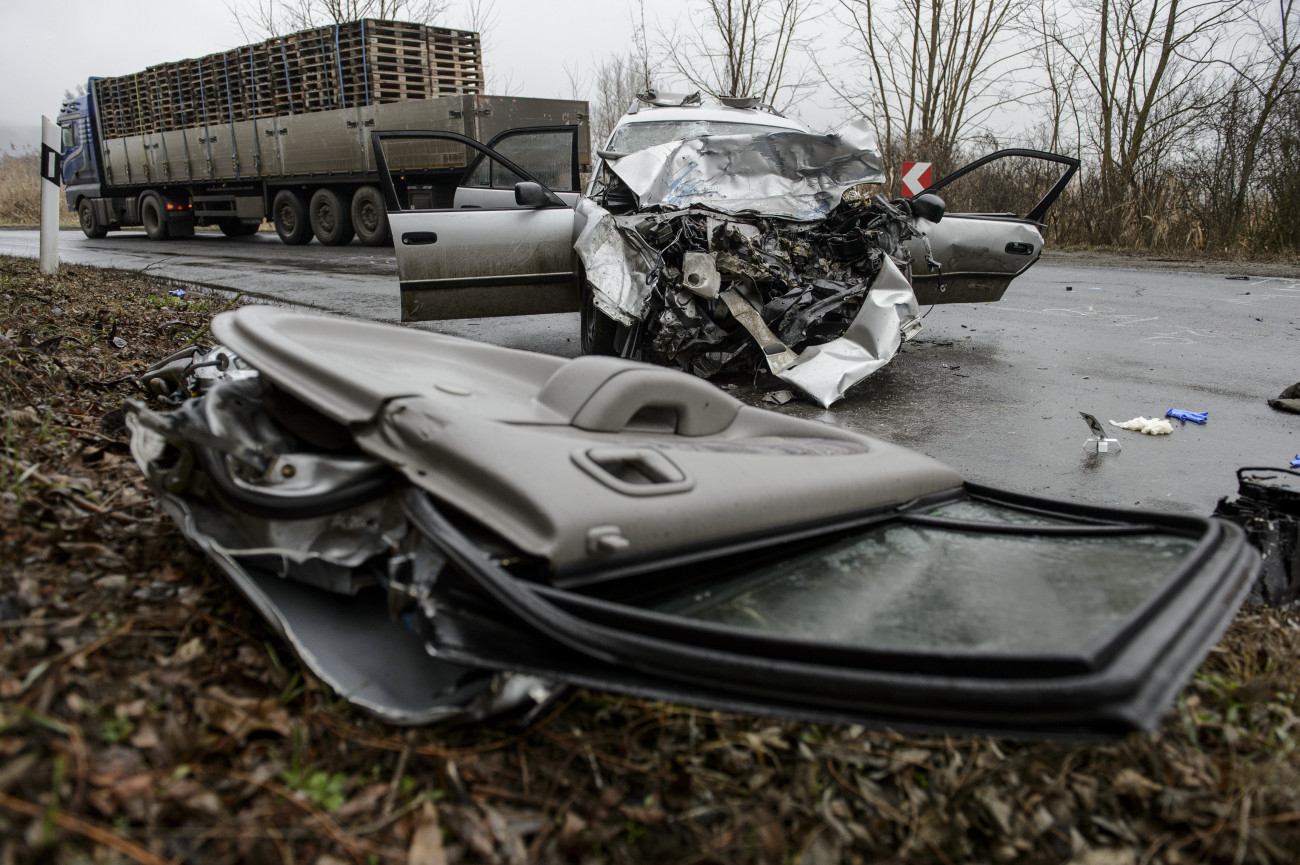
[3,228,1297,514]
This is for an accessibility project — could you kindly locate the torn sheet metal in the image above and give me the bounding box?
[609,120,884,220]
[778,258,922,408]
[572,201,655,324]
[125,362,554,726]
[577,190,925,404]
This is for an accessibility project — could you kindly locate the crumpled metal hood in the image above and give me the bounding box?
[608,119,885,220]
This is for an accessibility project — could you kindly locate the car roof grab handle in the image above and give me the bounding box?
[570,368,742,436]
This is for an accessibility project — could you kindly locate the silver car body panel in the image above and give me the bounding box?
[606,120,884,221]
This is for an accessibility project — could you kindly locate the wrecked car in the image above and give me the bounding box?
[374,93,1078,406]
[127,305,1259,738]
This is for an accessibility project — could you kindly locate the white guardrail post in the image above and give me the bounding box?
[39,115,60,274]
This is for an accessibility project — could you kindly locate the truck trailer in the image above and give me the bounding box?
[57,19,589,246]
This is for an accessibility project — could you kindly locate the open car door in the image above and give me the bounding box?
[128,306,1259,739]
[373,127,582,321]
[903,149,1079,305]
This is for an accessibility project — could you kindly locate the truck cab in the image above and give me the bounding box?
[57,92,109,237]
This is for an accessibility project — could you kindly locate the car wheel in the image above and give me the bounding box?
[140,193,170,240]
[77,199,107,239]
[351,186,390,246]
[309,188,355,246]
[580,284,622,356]
[217,218,261,237]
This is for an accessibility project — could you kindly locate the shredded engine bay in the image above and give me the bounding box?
[575,122,942,407]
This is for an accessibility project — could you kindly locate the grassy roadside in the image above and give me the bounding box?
[1,255,1299,864]
[0,156,76,227]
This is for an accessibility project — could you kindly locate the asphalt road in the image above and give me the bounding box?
[3,227,1297,515]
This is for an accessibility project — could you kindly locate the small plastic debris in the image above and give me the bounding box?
[111,337,127,349]
[1110,416,1173,435]
[1080,412,1121,454]
[1066,286,1073,291]
[168,289,186,297]
[763,389,795,406]
[1165,409,1208,424]
[1292,456,1300,468]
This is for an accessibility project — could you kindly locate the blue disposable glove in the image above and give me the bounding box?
[1165,408,1208,424]
[1291,455,1300,468]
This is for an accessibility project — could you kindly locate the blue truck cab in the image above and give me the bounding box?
[57,86,109,237]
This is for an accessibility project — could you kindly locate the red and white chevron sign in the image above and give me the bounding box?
[901,161,933,197]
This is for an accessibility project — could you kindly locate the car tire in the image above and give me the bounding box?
[77,199,107,239]
[140,193,170,240]
[309,188,355,246]
[217,218,261,237]
[273,191,312,245]
[350,186,390,246]
[580,284,623,356]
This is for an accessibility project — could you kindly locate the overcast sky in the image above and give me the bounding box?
[0,0,850,152]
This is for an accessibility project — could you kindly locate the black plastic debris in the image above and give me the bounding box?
[1214,468,1300,607]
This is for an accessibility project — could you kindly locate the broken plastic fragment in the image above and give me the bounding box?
[763,390,795,406]
[1165,409,1207,424]
[1291,456,1300,468]
[1110,417,1173,436]
[168,289,186,297]
[1080,412,1121,453]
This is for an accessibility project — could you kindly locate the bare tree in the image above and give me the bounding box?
[589,53,654,146]
[1037,0,1248,242]
[1220,0,1300,239]
[824,0,1033,171]
[227,0,449,39]
[661,0,817,110]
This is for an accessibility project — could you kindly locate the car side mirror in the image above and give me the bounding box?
[909,193,946,223]
[514,181,550,208]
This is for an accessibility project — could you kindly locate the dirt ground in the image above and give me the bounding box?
[2,256,1299,864]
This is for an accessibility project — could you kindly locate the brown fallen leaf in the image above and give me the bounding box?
[1111,768,1163,800]
[195,685,292,739]
[408,801,448,865]
[167,636,204,666]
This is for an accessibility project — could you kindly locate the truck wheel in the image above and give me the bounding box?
[273,191,312,245]
[580,284,622,356]
[141,193,170,241]
[218,218,261,237]
[77,200,107,239]
[309,189,355,246]
[350,186,389,246]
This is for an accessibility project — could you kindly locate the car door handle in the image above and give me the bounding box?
[1005,242,1035,255]
[401,232,438,245]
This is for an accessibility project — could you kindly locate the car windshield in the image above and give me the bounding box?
[607,120,793,154]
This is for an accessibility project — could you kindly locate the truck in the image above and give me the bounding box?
[56,19,589,246]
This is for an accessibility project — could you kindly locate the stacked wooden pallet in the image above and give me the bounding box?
[93,19,483,139]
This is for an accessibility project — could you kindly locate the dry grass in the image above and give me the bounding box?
[0,151,77,227]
